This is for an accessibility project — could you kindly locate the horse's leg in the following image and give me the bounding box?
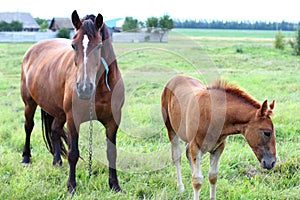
[66,117,79,194]
[104,120,121,192]
[190,140,204,200]
[51,117,66,166]
[21,96,37,164]
[170,133,184,193]
[186,143,194,174]
[208,142,225,200]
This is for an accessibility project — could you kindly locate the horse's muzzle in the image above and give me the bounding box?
[76,81,94,100]
[261,154,276,170]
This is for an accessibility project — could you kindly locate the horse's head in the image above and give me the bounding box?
[243,100,276,170]
[71,10,103,100]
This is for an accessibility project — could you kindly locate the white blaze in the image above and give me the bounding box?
[82,34,89,89]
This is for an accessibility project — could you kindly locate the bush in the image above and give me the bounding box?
[274,30,285,50]
[57,28,70,39]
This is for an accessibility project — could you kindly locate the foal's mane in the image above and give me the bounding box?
[208,79,261,109]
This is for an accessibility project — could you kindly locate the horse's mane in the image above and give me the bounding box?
[208,79,261,109]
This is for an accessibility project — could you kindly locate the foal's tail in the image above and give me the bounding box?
[41,109,68,158]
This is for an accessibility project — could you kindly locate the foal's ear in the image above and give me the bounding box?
[71,10,82,30]
[259,100,268,116]
[95,13,103,30]
[269,100,275,110]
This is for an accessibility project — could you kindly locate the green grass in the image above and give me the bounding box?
[0,29,299,199]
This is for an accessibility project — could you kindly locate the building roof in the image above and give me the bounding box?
[49,18,74,31]
[0,12,40,30]
[105,18,123,28]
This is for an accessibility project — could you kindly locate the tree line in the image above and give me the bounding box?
[0,21,22,31]
[174,20,300,31]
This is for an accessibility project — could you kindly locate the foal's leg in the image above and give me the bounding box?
[21,96,37,164]
[190,141,204,200]
[104,120,121,192]
[164,114,184,193]
[208,142,225,200]
[171,133,184,193]
[186,143,194,174]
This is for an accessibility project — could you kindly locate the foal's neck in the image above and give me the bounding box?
[223,101,257,136]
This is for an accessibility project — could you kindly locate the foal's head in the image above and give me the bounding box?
[243,100,276,170]
[71,10,103,99]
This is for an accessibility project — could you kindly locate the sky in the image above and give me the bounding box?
[0,0,299,22]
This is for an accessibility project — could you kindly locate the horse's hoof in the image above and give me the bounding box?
[21,156,31,165]
[67,189,75,197]
[52,159,62,166]
[111,185,124,193]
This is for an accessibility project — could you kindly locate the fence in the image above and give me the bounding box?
[113,31,168,42]
[0,31,168,43]
[0,32,57,42]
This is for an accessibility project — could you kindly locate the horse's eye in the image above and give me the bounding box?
[263,131,271,137]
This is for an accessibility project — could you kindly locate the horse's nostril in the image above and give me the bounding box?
[271,161,276,168]
[263,160,266,167]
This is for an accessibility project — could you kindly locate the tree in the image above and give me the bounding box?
[0,20,22,31]
[146,17,158,31]
[274,30,285,50]
[122,17,139,32]
[158,15,174,42]
[290,27,300,55]
[57,27,70,39]
[35,18,48,32]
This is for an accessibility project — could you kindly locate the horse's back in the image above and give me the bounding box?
[161,75,206,142]
[21,38,74,115]
[22,38,72,74]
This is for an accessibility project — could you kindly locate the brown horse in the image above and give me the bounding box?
[161,75,276,200]
[20,10,124,193]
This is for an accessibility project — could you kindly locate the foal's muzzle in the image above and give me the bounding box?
[261,154,276,170]
[76,81,94,100]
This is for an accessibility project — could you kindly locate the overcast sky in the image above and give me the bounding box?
[0,0,299,22]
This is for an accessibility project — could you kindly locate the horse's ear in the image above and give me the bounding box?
[259,100,268,116]
[269,100,275,110]
[71,10,82,30]
[95,13,103,30]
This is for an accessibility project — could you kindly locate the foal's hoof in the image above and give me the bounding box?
[178,184,185,193]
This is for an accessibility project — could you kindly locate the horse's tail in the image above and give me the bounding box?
[41,109,68,158]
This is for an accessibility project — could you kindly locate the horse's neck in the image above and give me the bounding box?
[223,100,257,135]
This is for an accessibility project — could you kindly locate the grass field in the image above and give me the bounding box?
[0,29,299,199]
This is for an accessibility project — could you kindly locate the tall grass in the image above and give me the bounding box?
[0,30,299,199]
